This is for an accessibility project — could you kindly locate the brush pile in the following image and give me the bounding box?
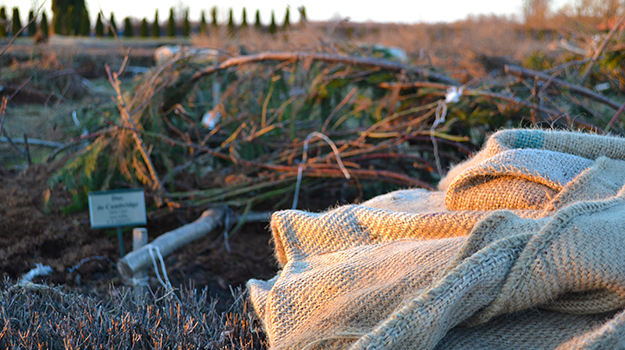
[52,35,624,218]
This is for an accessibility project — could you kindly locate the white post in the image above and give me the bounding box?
[132,227,148,301]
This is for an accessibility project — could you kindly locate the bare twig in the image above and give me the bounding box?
[293,132,351,209]
[0,136,64,148]
[580,17,625,84]
[0,97,7,134]
[322,86,358,132]
[505,65,621,110]
[606,101,625,132]
[1,127,25,155]
[23,134,32,165]
[544,58,593,74]
[190,51,457,85]
[532,78,539,124]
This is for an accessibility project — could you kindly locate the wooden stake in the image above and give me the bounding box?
[132,228,148,301]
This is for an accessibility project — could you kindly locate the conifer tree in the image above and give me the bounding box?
[254,9,262,31]
[108,12,117,37]
[79,9,90,36]
[299,6,307,25]
[152,10,160,37]
[28,10,36,37]
[166,8,175,36]
[40,11,49,38]
[199,10,207,36]
[66,6,74,35]
[268,10,277,35]
[95,12,104,37]
[140,18,148,37]
[51,0,64,34]
[12,7,22,36]
[0,7,7,37]
[52,0,86,35]
[241,8,248,29]
[211,6,217,28]
[282,7,290,31]
[227,8,234,35]
[123,17,133,37]
[182,9,190,36]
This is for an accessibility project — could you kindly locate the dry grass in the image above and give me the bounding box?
[0,279,267,349]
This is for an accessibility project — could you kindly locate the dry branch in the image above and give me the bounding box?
[117,208,226,279]
[379,81,599,131]
[0,136,64,148]
[190,52,458,86]
[117,207,273,279]
[580,17,625,83]
[155,52,459,112]
[505,65,621,110]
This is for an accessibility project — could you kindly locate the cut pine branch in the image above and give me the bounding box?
[106,65,167,199]
[162,51,458,111]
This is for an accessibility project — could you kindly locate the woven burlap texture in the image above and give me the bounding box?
[247,129,625,349]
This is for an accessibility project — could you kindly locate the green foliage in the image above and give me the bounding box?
[299,6,307,24]
[227,8,235,35]
[0,7,6,37]
[94,12,104,37]
[27,10,36,37]
[11,7,22,36]
[66,6,74,35]
[166,8,175,36]
[152,10,160,37]
[51,0,63,34]
[40,11,49,38]
[199,10,207,36]
[123,17,133,37]
[268,10,277,35]
[211,6,217,27]
[522,50,553,70]
[282,7,290,31]
[108,12,117,37]
[52,0,86,35]
[78,9,90,36]
[139,17,148,37]
[241,8,248,29]
[182,9,190,36]
[254,9,262,31]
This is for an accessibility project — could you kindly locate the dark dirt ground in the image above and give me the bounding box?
[0,159,281,311]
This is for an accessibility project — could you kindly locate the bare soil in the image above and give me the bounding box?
[0,159,280,311]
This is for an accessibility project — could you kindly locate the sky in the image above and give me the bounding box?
[3,0,569,25]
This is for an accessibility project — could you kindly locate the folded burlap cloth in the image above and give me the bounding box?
[247,129,625,349]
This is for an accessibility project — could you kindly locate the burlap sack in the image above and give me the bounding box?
[247,129,625,349]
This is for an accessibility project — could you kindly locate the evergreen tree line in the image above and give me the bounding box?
[0,4,307,39]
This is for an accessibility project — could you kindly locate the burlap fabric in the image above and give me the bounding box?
[247,129,625,349]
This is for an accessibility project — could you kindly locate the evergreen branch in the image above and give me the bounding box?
[106,65,167,200]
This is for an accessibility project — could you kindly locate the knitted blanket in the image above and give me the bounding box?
[247,129,625,349]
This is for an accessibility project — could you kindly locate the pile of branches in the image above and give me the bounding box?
[52,33,625,217]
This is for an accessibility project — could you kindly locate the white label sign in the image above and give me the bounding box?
[88,189,147,229]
